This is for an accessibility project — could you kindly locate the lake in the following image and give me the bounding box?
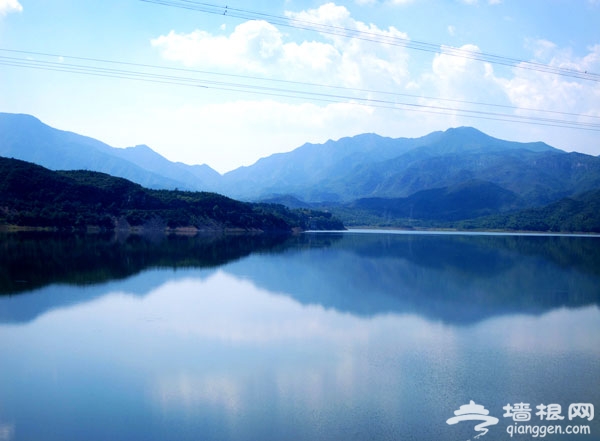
[0,230,599,441]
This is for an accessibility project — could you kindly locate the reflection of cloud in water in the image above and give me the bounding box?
[114,271,599,418]
[480,306,600,354]
[155,374,241,413]
[126,272,600,353]
[0,423,15,441]
[1,268,598,441]
[135,271,457,348]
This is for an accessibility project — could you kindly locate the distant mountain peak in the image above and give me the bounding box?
[0,112,42,122]
[0,112,220,192]
[444,126,494,140]
[445,126,483,133]
[128,144,153,150]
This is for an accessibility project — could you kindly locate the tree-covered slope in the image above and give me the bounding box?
[350,180,521,222]
[457,189,600,233]
[0,157,344,232]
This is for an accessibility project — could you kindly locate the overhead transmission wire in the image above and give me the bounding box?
[1,49,599,132]
[138,0,600,83]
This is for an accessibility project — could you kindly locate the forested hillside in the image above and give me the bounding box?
[0,157,344,232]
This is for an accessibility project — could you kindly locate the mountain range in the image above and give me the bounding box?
[2,112,600,229]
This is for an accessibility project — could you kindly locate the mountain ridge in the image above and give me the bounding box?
[0,113,218,191]
[2,112,600,229]
[219,126,562,202]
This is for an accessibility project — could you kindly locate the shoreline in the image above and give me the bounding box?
[307,226,600,237]
[2,224,600,237]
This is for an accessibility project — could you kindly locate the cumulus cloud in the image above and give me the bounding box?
[400,43,510,132]
[285,2,411,86]
[423,44,498,101]
[419,39,600,121]
[499,43,600,117]
[151,20,285,73]
[152,3,410,89]
[0,0,22,16]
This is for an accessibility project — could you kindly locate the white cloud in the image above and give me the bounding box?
[0,0,22,16]
[525,38,557,61]
[152,3,411,90]
[499,43,600,117]
[447,25,456,36]
[286,2,351,24]
[425,44,498,99]
[286,3,411,87]
[474,42,600,155]
[459,0,503,5]
[418,40,600,130]
[151,20,285,74]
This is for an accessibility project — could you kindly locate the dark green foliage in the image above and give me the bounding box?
[350,180,520,222]
[320,186,600,233]
[252,203,345,231]
[0,157,344,232]
[456,190,600,233]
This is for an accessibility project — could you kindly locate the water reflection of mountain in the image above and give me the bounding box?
[0,232,294,323]
[1,231,599,325]
[0,231,292,295]
[224,232,600,324]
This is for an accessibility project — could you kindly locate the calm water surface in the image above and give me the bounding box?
[0,231,599,441]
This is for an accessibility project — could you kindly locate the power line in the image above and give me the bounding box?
[138,0,600,83]
[5,47,598,122]
[1,49,599,132]
[4,48,598,122]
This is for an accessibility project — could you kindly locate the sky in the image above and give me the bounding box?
[0,0,599,174]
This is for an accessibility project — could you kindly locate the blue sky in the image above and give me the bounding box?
[1,0,599,173]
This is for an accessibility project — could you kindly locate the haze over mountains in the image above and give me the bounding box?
[0,113,221,191]
[2,112,600,228]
